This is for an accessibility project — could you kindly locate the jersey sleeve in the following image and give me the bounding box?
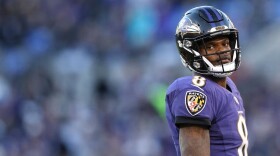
[171,87,215,128]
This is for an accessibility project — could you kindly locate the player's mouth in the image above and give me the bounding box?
[220,58,231,64]
[214,56,231,65]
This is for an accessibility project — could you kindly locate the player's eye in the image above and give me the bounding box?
[206,44,214,50]
[224,40,230,47]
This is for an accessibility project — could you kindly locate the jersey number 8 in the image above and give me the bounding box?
[192,76,206,87]
[237,114,248,156]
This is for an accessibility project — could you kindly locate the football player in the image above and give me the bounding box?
[165,6,248,156]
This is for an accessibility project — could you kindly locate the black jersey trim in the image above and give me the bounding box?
[175,116,211,128]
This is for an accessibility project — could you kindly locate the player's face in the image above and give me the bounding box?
[199,36,232,66]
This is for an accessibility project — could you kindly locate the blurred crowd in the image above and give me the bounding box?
[0,0,280,156]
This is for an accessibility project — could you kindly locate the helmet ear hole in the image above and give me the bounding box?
[183,40,192,48]
[193,62,201,69]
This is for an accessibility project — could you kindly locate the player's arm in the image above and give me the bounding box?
[179,125,210,156]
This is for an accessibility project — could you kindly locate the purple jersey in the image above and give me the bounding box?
[165,76,248,156]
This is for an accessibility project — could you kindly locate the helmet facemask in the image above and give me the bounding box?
[179,29,241,77]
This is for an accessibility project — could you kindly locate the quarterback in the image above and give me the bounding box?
[165,6,248,156]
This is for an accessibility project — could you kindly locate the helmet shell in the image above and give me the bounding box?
[175,6,241,77]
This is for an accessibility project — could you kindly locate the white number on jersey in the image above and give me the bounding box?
[192,76,206,87]
[237,114,248,156]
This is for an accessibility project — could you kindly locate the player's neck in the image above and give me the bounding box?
[210,77,227,88]
[195,74,227,88]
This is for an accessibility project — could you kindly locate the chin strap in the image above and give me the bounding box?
[212,71,233,78]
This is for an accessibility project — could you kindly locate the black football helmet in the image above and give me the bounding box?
[175,6,241,77]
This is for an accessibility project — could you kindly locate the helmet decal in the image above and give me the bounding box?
[176,17,201,38]
[209,25,228,33]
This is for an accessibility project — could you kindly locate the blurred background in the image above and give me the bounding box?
[0,0,280,155]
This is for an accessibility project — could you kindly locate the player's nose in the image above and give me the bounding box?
[218,51,232,63]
